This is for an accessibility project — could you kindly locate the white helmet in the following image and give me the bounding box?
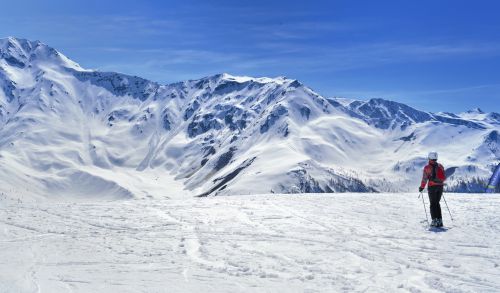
[428,152,438,160]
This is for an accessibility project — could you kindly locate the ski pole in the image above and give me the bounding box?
[419,192,429,225]
[442,194,454,222]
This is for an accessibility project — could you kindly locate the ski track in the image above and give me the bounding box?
[0,193,499,292]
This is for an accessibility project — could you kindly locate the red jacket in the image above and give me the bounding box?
[420,160,446,189]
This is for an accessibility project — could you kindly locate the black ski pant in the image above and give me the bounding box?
[428,185,443,220]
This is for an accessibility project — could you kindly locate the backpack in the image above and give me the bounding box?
[431,163,445,183]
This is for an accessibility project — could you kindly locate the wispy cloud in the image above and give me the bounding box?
[96,39,500,68]
[248,21,358,40]
[9,9,497,78]
[84,40,500,86]
[62,15,183,37]
[247,41,500,74]
[411,83,500,95]
[335,83,500,97]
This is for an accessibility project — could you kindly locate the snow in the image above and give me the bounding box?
[330,97,358,107]
[219,73,289,85]
[1,37,499,197]
[1,193,499,292]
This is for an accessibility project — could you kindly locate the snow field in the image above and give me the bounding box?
[1,193,499,292]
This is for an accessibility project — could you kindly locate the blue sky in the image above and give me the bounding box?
[1,0,499,112]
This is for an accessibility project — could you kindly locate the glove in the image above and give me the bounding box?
[418,187,424,192]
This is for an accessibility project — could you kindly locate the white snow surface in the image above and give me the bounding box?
[1,193,500,293]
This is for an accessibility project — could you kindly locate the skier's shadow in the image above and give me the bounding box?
[428,227,449,233]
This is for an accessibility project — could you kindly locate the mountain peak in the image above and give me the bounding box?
[330,97,358,107]
[1,36,47,57]
[346,97,434,130]
[1,36,41,48]
[204,73,292,86]
[466,107,485,114]
[0,36,81,70]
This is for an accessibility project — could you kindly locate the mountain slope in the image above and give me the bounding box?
[0,37,498,199]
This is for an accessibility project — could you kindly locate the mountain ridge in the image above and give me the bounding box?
[0,37,498,199]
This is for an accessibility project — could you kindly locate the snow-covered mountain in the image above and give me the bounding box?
[0,37,498,199]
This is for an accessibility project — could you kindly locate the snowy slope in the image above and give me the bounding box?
[1,193,500,292]
[0,37,499,199]
[334,98,499,192]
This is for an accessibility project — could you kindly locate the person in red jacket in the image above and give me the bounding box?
[419,152,446,227]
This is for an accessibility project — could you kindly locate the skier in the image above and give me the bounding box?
[419,152,446,227]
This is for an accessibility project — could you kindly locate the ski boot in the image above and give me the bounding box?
[436,218,443,228]
[430,219,437,227]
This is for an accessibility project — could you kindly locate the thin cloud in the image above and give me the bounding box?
[84,40,500,86]
[409,84,500,96]
[248,41,500,74]
[335,84,500,97]
[248,21,358,40]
